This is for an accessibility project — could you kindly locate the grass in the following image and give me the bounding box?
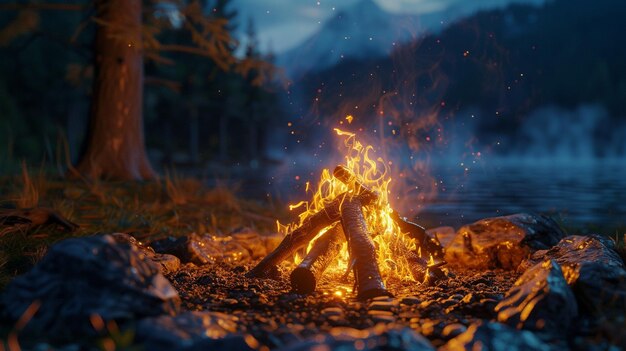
[0,166,286,289]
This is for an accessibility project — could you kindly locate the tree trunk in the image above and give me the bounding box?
[74,0,155,180]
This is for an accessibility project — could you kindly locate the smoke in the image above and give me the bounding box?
[502,104,626,163]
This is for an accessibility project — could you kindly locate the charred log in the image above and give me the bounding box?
[246,191,377,278]
[290,223,345,294]
[340,198,390,299]
[390,211,444,260]
[390,238,446,285]
[333,165,444,260]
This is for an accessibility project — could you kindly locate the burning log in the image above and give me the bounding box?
[390,211,444,260]
[246,191,377,278]
[390,238,446,285]
[290,223,345,294]
[333,165,444,260]
[340,197,390,299]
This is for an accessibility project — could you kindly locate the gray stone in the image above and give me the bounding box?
[0,235,180,342]
[519,235,626,318]
[278,326,435,351]
[445,213,567,270]
[150,233,250,265]
[112,233,180,273]
[495,259,577,331]
[136,311,256,351]
[440,321,552,351]
[150,233,221,265]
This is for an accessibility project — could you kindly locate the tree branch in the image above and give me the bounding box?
[158,44,220,59]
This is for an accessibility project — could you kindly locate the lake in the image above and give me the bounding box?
[208,159,626,233]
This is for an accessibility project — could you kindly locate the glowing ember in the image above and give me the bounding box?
[280,128,427,283]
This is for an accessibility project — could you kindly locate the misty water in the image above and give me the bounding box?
[219,159,625,233]
[214,104,626,232]
[413,161,626,232]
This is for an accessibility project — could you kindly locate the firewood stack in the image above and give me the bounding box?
[246,165,446,299]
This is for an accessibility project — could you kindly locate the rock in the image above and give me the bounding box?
[440,321,552,351]
[112,233,180,273]
[519,235,626,318]
[441,323,467,338]
[445,213,567,270]
[231,227,267,259]
[372,314,396,323]
[401,296,421,305]
[321,307,344,317]
[150,233,221,265]
[278,325,435,351]
[0,235,180,341]
[426,226,457,249]
[136,311,257,351]
[150,233,251,265]
[495,259,577,331]
[369,300,398,311]
[262,232,285,253]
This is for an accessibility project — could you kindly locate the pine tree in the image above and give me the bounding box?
[0,0,274,180]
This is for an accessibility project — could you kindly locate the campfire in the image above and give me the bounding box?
[247,129,446,298]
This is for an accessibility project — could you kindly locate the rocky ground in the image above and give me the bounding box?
[169,261,519,349]
[1,212,625,350]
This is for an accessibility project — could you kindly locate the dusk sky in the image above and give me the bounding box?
[233,0,546,53]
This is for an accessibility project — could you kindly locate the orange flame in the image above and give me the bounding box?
[281,128,420,283]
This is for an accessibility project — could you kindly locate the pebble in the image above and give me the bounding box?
[442,323,467,338]
[368,300,397,311]
[372,296,394,302]
[400,296,421,305]
[321,307,343,317]
[372,315,396,323]
[420,320,438,336]
[461,293,475,304]
[367,310,394,317]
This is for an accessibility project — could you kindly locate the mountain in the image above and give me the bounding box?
[276,0,549,78]
[277,0,439,78]
[291,0,626,155]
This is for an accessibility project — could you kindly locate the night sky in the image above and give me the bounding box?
[234,0,546,53]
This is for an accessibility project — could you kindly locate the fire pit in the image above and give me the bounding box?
[247,129,446,299]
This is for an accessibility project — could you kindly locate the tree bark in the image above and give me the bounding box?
[74,0,156,180]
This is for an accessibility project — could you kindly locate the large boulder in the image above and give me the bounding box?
[278,325,434,351]
[495,259,577,332]
[136,311,256,351]
[518,235,626,318]
[440,321,552,351]
[0,235,180,341]
[445,213,567,270]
